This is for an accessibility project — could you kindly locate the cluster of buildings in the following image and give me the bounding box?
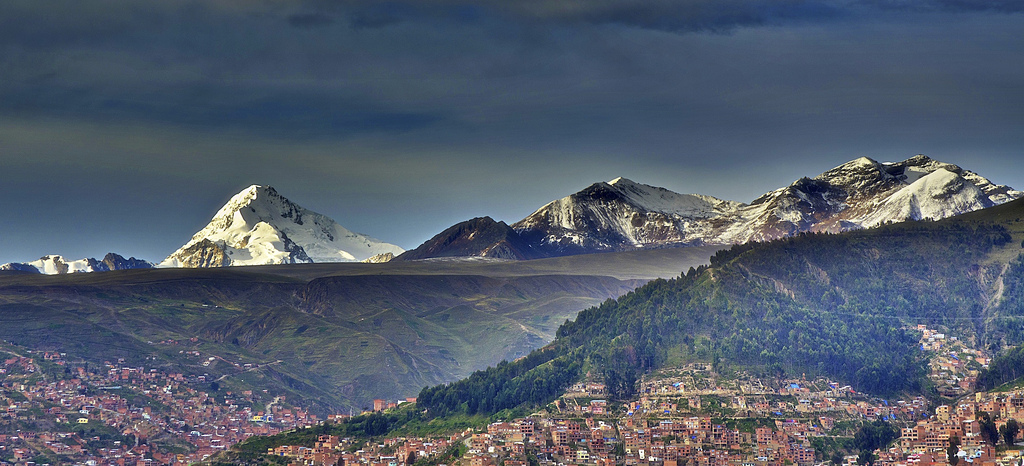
[268,433,457,466]
[373,398,418,413]
[916,325,990,397]
[604,365,933,425]
[3,324,1021,466]
[320,390,1023,466]
[461,414,831,466]
[0,346,319,464]
[264,413,830,466]
[892,392,1024,466]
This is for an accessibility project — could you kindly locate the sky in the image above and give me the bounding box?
[2,0,1024,264]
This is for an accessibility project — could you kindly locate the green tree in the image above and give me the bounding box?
[979,413,999,446]
[857,449,875,466]
[947,435,960,466]
[612,443,625,457]
[1001,419,1019,447]
[854,420,898,453]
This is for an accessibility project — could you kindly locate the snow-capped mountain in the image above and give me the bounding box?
[513,177,743,255]
[0,253,153,274]
[714,155,1021,244]
[405,155,1021,259]
[161,185,404,267]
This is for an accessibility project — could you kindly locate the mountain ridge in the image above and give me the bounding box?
[4,156,1019,270]
[0,253,153,275]
[407,155,1021,260]
[396,217,544,261]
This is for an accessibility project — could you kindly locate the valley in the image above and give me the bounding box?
[0,247,718,417]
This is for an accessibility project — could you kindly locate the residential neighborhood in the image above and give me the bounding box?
[2,326,1023,466]
[0,342,318,464]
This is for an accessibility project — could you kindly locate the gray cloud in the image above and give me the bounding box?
[866,0,1024,13]
[288,12,336,28]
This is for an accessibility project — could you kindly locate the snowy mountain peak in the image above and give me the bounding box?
[903,154,935,165]
[28,255,90,274]
[717,155,1021,243]
[206,185,303,232]
[511,176,743,255]
[161,185,404,268]
[827,156,880,173]
[813,156,893,197]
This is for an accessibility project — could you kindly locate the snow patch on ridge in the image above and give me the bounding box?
[861,168,990,227]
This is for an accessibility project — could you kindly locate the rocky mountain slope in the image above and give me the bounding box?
[714,155,1020,244]
[161,185,404,267]
[407,155,1021,259]
[0,253,152,274]
[397,217,545,261]
[513,177,743,255]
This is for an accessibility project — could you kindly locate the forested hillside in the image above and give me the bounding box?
[418,199,1024,416]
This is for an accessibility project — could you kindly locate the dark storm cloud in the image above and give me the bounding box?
[1,0,1020,139]
[1,82,441,138]
[0,0,841,137]
[867,0,1024,13]
[288,12,336,29]
[320,0,1024,31]
[456,0,845,31]
[0,0,455,137]
[319,0,848,32]
[2,0,1022,149]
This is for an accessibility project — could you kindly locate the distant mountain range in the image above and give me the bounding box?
[3,155,1020,273]
[3,186,406,273]
[399,155,1022,260]
[0,253,152,274]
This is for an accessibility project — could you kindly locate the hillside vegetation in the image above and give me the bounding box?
[418,199,1024,416]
